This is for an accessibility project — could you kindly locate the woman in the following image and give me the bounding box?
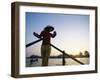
[33,25,57,66]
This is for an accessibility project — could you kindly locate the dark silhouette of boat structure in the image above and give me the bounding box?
[26,38,85,66]
[27,55,39,65]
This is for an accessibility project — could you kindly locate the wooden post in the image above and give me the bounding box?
[62,51,66,65]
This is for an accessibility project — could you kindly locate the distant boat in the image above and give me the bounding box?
[29,55,39,65]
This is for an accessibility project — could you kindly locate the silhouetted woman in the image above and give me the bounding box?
[33,25,56,66]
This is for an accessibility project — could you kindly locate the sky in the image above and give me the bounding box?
[25,12,90,57]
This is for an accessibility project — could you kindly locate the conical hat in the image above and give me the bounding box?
[44,25,54,31]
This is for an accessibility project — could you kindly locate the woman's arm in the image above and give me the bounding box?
[51,31,57,38]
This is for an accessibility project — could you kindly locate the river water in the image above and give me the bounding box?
[26,58,89,67]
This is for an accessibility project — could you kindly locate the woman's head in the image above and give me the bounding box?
[44,25,54,32]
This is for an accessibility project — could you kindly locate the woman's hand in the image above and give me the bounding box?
[33,32,40,38]
[54,31,56,35]
[52,31,57,38]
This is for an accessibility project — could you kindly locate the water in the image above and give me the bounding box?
[26,58,89,67]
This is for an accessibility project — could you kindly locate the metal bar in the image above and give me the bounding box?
[50,43,84,65]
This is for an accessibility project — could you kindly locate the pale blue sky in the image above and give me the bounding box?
[25,12,90,57]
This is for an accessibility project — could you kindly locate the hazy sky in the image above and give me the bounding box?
[25,12,90,57]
